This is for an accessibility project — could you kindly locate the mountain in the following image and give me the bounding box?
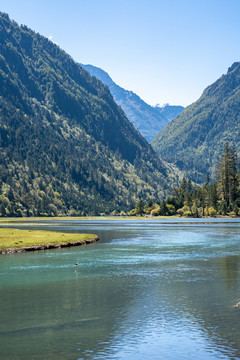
[154,103,185,123]
[151,62,240,183]
[0,12,177,217]
[80,64,184,142]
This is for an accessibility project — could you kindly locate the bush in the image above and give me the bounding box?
[166,204,176,215]
[177,205,190,216]
[208,206,217,216]
[183,210,192,217]
[128,209,136,216]
[151,206,161,216]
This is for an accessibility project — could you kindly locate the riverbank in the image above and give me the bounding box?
[0,215,181,223]
[0,229,99,254]
[0,214,238,224]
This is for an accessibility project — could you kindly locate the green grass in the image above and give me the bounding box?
[0,216,91,222]
[0,215,181,223]
[0,228,98,251]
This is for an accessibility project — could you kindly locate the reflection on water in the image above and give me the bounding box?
[1,219,240,359]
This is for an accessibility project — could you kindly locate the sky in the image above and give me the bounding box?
[1,0,240,107]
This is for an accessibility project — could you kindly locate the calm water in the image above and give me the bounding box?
[1,218,240,360]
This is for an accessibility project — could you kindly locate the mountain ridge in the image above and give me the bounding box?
[80,64,184,142]
[0,12,177,216]
[151,61,240,183]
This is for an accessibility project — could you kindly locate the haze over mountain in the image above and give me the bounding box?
[151,62,240,183]
[81,64,184,142]
[0,12,178,217]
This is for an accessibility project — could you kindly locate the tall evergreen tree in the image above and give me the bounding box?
[217,142,230,213]
[217,142,239,214]
[135,199,145,216]
[229,146,238,207]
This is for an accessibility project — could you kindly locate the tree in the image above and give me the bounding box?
[159,200,168,215]
[217,142,239,213]
[135,199,145,216]
[229,146,238,206]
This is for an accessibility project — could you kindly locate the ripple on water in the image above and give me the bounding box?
[1,219,240,360]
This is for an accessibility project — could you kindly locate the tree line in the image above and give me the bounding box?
[128,142,240,217]
[0,12,174,217]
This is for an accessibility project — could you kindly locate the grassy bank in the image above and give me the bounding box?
[0,215,180,223]
[0,228,99,254]
[0,216,91,222]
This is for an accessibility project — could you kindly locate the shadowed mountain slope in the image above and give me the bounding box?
[0,12,177,216]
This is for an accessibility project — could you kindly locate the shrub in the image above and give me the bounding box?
[183,210,192,217]
[151,206,161,216]
[166,204,176,215]
[208,206,217,216]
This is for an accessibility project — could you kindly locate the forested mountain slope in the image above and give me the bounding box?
[151,62,240,183]
[81,64,184,142]
[0,12,176,216]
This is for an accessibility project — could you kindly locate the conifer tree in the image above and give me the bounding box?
[229,146,238,207]
[217,142,239,213]
[217,142,230,213]
[135,199,145,216]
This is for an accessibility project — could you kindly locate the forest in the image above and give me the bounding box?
[151,62,240,184]
[0,12,239,219]
[0,12,176,217]
[129,143,240,217]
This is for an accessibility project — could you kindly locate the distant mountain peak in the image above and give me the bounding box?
[80,64,184,142]
[227,61,240,73]
[155,103,169,108]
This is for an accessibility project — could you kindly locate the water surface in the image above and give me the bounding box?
[1,219,240,359]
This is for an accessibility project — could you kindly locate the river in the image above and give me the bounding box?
[1,218,240,359]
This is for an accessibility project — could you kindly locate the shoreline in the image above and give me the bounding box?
[0,236,99,255]
[0,228,99,255]
[0,214,239,223]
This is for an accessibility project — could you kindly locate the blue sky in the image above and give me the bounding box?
[1,0,240,107]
